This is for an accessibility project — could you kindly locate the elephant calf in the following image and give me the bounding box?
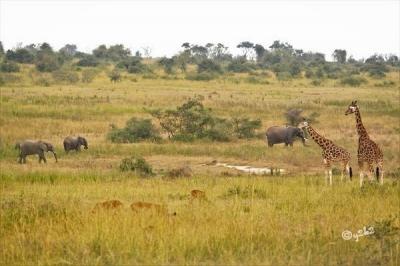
[16,140,58,164]
[266,126,307,147]
[63,136,88,153]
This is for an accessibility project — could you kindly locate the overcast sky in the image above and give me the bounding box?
[0,0,399,60]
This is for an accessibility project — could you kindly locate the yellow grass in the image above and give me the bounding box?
[0,70,399,265]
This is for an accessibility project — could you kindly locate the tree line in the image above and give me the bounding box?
[0,40,398,82]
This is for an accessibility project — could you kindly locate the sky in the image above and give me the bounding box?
[0,0,399,60]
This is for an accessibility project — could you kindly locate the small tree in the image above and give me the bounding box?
[237,41,254,59]
[333,49,347,64]
[158,57,175,74]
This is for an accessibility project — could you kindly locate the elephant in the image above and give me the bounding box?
[63,136,88,153]
[266,126,307,147]
[16,140,58,164]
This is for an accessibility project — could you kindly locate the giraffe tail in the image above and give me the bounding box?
[376,167,379,181]
[349,167,353,180]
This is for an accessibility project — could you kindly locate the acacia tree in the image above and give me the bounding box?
[237,41,254,59]
[333,49,347,64]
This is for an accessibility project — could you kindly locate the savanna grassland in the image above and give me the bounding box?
[1,68,399,265]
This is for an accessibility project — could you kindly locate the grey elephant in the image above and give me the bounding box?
[63,136,88,153]
[15,140,58,163]
[266,126,307,147]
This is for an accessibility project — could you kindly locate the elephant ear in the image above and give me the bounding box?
[39,142,48,152]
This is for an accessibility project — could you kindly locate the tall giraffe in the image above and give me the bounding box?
[345,101,383,186]
[299,121,352,185]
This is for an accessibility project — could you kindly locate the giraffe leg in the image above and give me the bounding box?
[367,164,374,182]
[358,161,364,187]
[329,169,333,186]
[377,162,384,185]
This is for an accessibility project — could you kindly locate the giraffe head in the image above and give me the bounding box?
[345,100,358,115]
[297,120,309,129]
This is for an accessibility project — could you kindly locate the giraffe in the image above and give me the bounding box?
[345,101,383,187]
[298,121,352,185]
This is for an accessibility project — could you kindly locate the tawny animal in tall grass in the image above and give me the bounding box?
[130,201,176,216]
[190,189,206,203]
[299,121,352,185]
[92,200,124,212]
[345,101,384,186]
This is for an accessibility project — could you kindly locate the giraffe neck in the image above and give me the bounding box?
[305,125,332,149]
[354,108,369,138]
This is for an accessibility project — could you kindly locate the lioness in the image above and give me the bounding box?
[92,200,124,212]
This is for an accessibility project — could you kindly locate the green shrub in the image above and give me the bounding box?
[108,117,161,143]
[35,54,60,72]
[0,61,20,72]
[197,59,222,73]
[231,117,262,139]
[340,76,367,87]
[76,55,98,67]
[119,156,154,177]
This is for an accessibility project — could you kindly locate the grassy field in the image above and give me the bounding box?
[1,70,399,265]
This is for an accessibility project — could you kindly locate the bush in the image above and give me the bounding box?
[76,56,98,67]
[117,57,147,73]
[231,117,262,138]
[0,61,20,72]
[227,59,255,73]
[340,76,367,87]
[150,97,261,142]
[197,59,222,73]
[81,69,97,83]
[52,70,79,84]
[108,117,161,143]
[119,156,154,177]
[35,55,60,72]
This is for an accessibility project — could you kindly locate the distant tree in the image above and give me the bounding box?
[59,44,77,57]
[76,55,98,67]
[158,57,175,74]
[254,44,266,62]
[269,40,293,51]
[332,49,347,64]
[39,42,53,52]
[35,54,60,72]
[191,45,208,61]
[237,41,254,59]
[0,61,20,72]
[385,54,399,67]
[289,61,302,77]
[117,56,147,73]
[93,44,108,58]
[35,43,61,72]
[6,48,34,63]
[181,42,191,50]
[141,46,152,58]
[0,41,4,57]
[197,59,222,73]
[174,51,190,72]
